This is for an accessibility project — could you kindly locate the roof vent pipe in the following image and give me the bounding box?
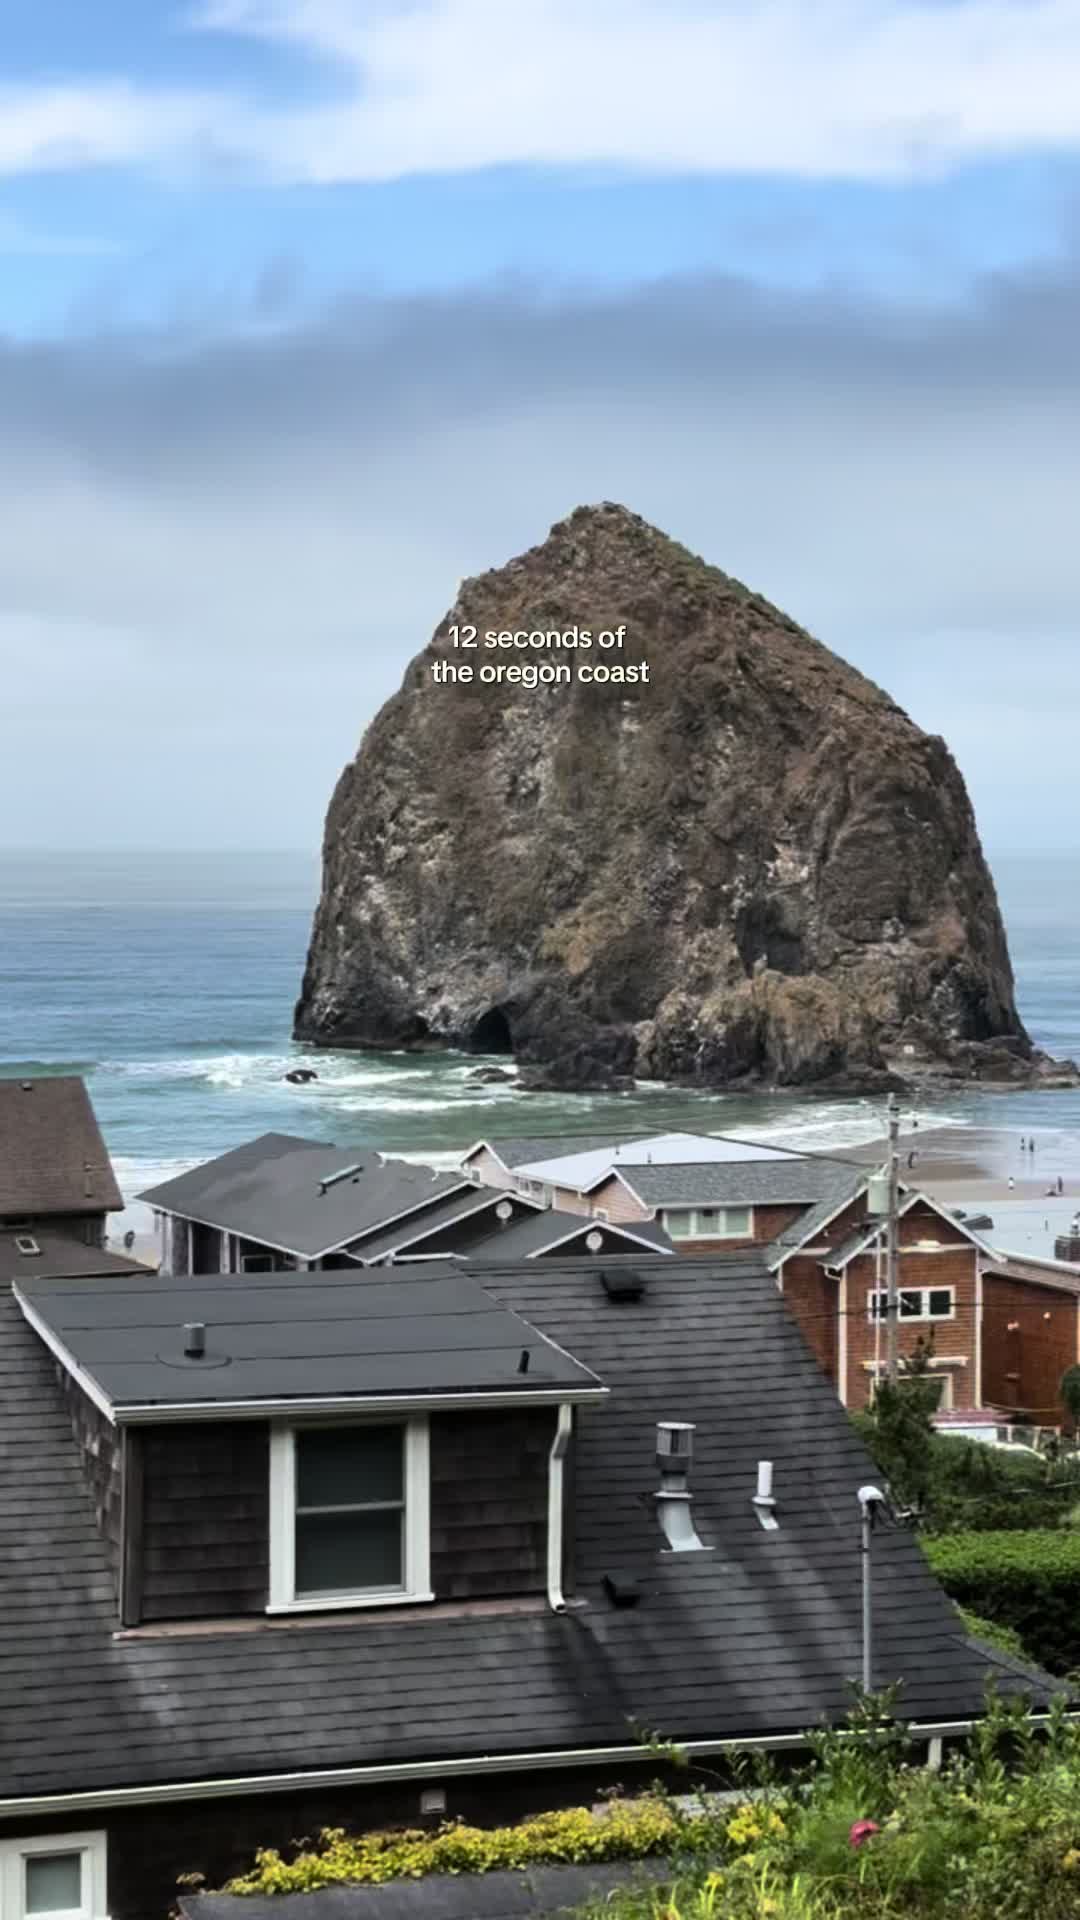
[183,1322,207,1359]
[752,1458,778,1531]
[654,1421,710,1553]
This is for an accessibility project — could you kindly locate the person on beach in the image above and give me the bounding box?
[1008,1176,1015,1190]
[1059,1175,1065,1195]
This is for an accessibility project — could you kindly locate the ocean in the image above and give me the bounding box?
[3,847,1080,1240]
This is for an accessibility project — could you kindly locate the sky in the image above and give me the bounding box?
[2,0,1079,852]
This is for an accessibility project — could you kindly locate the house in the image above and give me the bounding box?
[979,1254,1080,1427]
[0,1252,1051,1920]
[0,1075,122,1248]
[461,1130,860,1247]
[140,1134,672,1273]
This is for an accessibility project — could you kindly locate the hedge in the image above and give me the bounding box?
[956,1607,1030,1662]
[222,1800,697,1894]
[925,1531,1080,1675]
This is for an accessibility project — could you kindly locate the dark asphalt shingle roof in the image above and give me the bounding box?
[0,1252,1050,1806]
[463,1136,631,1170]
[139,1139,469,1259]
[767,1169,867,1266]
[0,1074,122,1215]
[0,1230,154,1284]
[624,1158,855,1209]
[14,1268,603,1411]
[349,1189,530,1263]
[467,1213,673,1259]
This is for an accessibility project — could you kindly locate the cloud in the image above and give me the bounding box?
[0,250,1077,847]
[3,0,1080,185]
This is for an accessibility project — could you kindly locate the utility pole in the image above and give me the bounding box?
[885,1092,901,1384]
[858,1485,885,1690]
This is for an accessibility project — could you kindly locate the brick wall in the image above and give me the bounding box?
[982,1272,1079,1425]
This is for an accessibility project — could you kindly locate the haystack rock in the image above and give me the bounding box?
[294,504,1075,1093]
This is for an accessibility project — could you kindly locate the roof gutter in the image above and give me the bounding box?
[3,1714,1075,1822]
[115,1386,609,1426]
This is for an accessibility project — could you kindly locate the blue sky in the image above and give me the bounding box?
[2,0,1079,848]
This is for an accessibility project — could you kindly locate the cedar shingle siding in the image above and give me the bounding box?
[429,1408,552,1599]
[139,1424,270,1621]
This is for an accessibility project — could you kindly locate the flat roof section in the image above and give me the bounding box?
[13,1266,606,1419]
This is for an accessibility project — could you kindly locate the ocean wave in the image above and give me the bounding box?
[98,1052,441,1091]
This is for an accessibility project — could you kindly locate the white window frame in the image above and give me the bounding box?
[0,1831,108,1920]
[867,1361,955,1411]
[662,1206,754,1241]
[867,1286,955,1324]
[268,1417,432,1613]
[593,1207,610,1223]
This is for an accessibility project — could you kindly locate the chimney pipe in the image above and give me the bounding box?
[183,1322,207,1359]
[654,1421,709,1553]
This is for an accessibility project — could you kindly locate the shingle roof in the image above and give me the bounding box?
[0,1252,1048,1805]
[0,1230,154,1285]
[15,1268,604,1413]
[349,1189,531,1263]
[0,1075,122,1215]
[624,1158,851,1208]
[767,1169,867,1267]
[464,1136,627,1171]
[139,1139,469,1259]
[465,1212,673,1261]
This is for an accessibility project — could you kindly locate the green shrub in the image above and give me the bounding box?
[223,1797,692,1894]
[956,1607,1029,1661]
[925,1530,1080,1674]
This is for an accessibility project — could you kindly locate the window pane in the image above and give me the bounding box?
[296,1426,403,1509]
[296,1508,402,1595]
[25,1854,83,1915]
[726,1209,751,1234]
[697,1209,717,1225]
[899,1291,921,1318]
[666,1211,691,1236]
[928,1290,952,1318]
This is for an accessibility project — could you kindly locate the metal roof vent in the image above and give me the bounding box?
[654,1421,710,1553]
[183,1322,207,1359]
[601,1268,645,1302]
[318,1163,364,1195]
[752,1459,778,1531]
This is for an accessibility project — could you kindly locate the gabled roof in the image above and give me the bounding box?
[514,1132,795,1193]
[0,1251,1047,1808]
[139,1138,470,1260]
[814,1189,990,1271]
[767,1167,868,1268]
[0,1075,122,1215]
[465,1212,674,1261]
[347,1188,540,1264]
[15,1267,606,1419]
[462,1135,623,1171]
[0,1230,153,1285]
[621,1157,850,1209]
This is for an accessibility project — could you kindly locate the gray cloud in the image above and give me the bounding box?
[2,254,1078,849]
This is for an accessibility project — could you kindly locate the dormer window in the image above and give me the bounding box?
[269,1419,432,1613]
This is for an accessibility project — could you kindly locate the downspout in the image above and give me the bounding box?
[547,1403,573,1613]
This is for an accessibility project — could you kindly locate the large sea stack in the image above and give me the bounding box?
[295,504,1070,1092]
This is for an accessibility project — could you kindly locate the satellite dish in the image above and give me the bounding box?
[496,1199,514,1222]
[586,1229,604,1252]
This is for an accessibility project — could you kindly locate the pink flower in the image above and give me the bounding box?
[849,1819,881,1850]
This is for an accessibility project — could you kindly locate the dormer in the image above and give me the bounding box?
[14,1267,606,1630]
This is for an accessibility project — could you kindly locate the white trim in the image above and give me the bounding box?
[765,1180,868,1269]
[352,1193,545,1263]
[0,1830,107,1920]
[269,1416,433,1613]
[828,1190,989,1272]
[661,1205,754,1242]
[867,1285,956,1325]
[974,1262,983,1407]
[838,1268,848,1407]
[12,1289,117,1425]
[546,1404,573,1612]
[117,1385,608,1426]
[1,1717,1071,1821]
[530,1221,673,1258]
